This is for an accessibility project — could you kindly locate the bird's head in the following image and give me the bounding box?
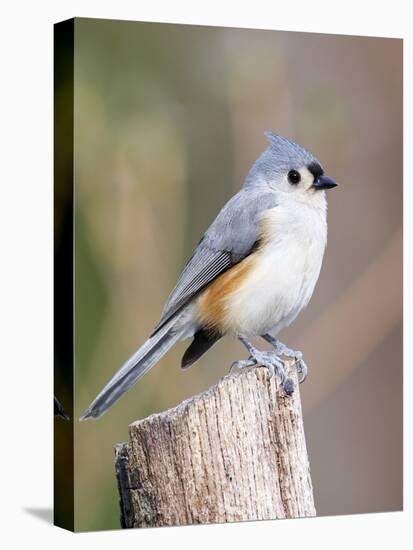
[244,132,337,201]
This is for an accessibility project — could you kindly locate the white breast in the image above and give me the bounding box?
[224,199,327,337]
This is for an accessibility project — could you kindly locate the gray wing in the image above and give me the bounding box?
[151,188,277,335]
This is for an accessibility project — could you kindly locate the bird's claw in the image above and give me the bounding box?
[231,348,289,389]
[230,357,256,372]
[296,358,308,383]
[262,334,308,384]
[283,377,295,396]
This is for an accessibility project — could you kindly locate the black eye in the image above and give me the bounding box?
[288,170,301,185]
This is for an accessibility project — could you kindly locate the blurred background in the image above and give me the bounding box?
[64,18,402,531]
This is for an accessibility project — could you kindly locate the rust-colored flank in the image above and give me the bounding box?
[197,254,257,333]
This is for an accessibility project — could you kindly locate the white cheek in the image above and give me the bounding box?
[278,172,314,195]
[295,172,314,193]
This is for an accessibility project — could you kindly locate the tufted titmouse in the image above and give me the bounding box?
[81,133,337,420]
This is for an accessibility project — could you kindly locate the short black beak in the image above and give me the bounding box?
[312,175,338,190]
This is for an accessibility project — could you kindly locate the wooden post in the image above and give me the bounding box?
[115,364,316,528]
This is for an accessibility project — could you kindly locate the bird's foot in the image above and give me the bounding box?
[231,336,294,395]
[262,334,308,383]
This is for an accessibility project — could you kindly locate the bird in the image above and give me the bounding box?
[80,132,337,420]
[54,395,70,420]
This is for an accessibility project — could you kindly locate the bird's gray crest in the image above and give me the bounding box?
[242,132,320,189]
[264,132,318,167]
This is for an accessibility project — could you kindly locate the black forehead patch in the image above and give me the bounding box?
[307,161,324,179]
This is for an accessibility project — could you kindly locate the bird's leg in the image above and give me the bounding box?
[231,335,294,394]
[261,334,308,383]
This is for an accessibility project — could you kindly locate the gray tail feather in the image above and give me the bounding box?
[80,315,185,420]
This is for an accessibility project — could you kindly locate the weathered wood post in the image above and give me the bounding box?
[115,364,315,527]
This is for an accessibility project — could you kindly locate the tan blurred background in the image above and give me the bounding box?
[70,18,402,531]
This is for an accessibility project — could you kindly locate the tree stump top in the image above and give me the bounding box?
[115,364,315,528]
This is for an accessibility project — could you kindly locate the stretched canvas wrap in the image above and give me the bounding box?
[54,17,403,532]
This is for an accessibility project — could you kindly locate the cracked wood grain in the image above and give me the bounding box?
[114,364,315,528]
